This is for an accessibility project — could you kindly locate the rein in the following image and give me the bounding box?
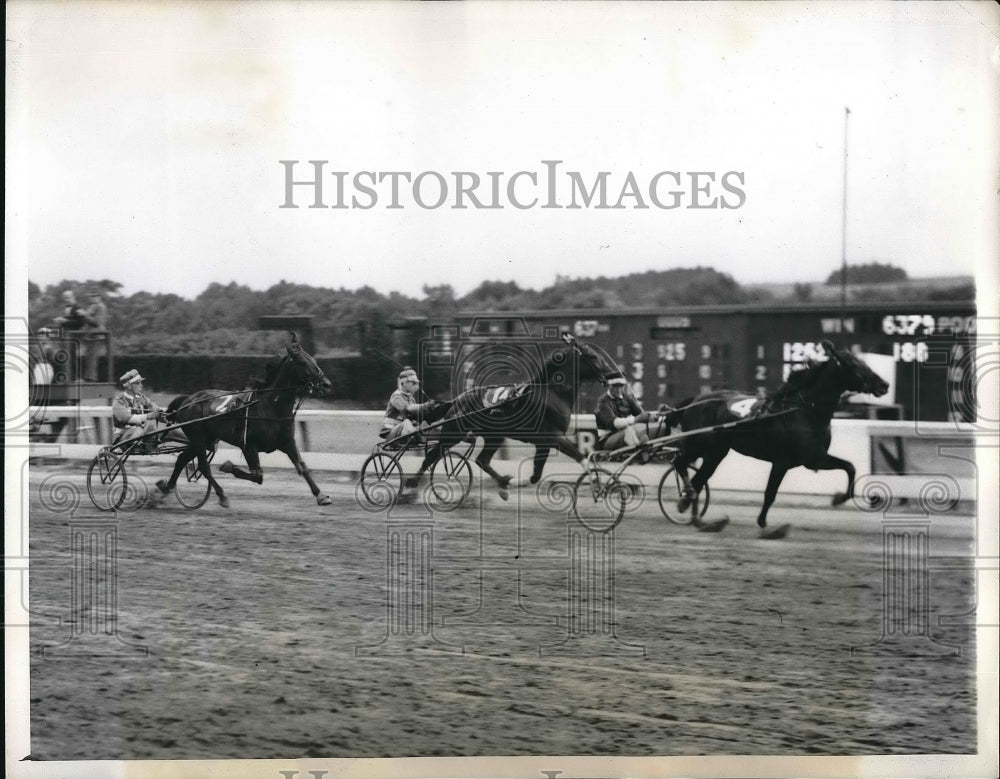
[167,383,318,419]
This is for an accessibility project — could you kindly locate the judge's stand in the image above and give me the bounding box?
[29,326,117,443]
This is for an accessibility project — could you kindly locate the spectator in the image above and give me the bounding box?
[54,289,87,381]
[56,289,88,332]
[83,290,109,382]
[31,330,56,387]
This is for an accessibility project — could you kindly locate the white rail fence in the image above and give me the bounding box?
[27,406,978,501]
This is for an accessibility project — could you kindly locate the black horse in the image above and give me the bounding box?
[407,334,615,500]
[153,335,334,508]
[662,340,889,536]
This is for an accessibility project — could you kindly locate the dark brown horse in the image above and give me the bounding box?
[407,333,616,500]
[662,340,889,536]
[153,336,333,507]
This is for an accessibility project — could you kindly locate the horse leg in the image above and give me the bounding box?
[503,441,552,488]
[807,453,856,506]
[405,441,443,489]
[676,448,726,514]
[549,434,601,490]
[757,463,790,528]
[219,448,264,485]
[526,446,551,485]
[152,447,199,503]
[550,434,585,465]
[195,448,229,508]
[671,451,694,511]
[483,437,561,490]
[475,436,514,499]
[683,448,728,524]
[277,440,331,505]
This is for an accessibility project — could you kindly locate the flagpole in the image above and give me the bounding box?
[840,106,850,340]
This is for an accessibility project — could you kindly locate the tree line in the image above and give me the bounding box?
[28,263,972,356]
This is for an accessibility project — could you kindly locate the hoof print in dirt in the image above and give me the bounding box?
[760,523,791,540]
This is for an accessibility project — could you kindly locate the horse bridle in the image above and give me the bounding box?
[560,332,613,384]
[285,344,329,396]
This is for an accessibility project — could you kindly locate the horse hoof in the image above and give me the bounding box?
[219,496,230,508]
[677,496,692,513]
[694,517,729,533]
[219,461,234,474]
[404,477,419,489]
[498,475,513,489]
[156,479,170,495]
[317,494,332,506]
[831,492,848,506]
[498,488,509,502]
[760,523,791,540]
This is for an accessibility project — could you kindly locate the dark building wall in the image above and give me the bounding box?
[116,354,396,408]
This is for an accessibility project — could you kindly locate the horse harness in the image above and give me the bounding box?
[482,383,531,414]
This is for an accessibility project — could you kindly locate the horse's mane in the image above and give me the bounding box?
[769,357,832,401]
[246,354,285,389]
[539,340,599,383]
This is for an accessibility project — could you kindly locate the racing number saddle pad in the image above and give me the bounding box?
[482,383,528,411]
[726,396,763,419]
[210,391,252,416]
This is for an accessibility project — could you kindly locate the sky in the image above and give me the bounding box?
[6,2,999,302]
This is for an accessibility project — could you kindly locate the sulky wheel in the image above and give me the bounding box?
[657,464,710,525]
[572,466,628,533]
[87,449,129,511]
[174,450,215,510]
[428,450,473,511]
[360,453,404,508]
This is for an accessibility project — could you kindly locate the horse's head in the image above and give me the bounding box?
[557,333,614,385]
[821,340,889,397]
[285,341,333,396]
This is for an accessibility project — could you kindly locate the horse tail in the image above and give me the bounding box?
[165,395,189,424]
[659,396,694,429]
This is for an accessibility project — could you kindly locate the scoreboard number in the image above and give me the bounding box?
[881,313,976,336]
[656,343,686,361]
[782,341,828,362]
[881,314,936,336]
[893,342,929,363]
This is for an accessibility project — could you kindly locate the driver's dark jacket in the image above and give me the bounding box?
[594,392,643,442]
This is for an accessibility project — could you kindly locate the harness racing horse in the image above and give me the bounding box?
[153,335,334,508]
[662,340,889,538]
[406,333,615,501]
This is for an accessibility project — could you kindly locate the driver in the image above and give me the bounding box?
[112,369,165,449]
[594,371,659,452]
[380,367,439,443]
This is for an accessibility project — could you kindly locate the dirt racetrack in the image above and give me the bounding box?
[24,460,977,760]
